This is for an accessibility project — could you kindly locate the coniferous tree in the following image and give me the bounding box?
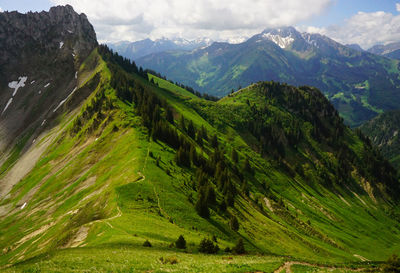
[229,215,239,231]
[195,188,210,218]
[231,148,238,163]
[232,238,245,254]
[243,158,252,174]
[175,235,187,249]
[187,120,195,139]
[211,134,219,149]
[166,107,174,123]
[206,185,217,206]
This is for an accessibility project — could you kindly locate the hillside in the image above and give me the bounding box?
[136,27,400,127]
[360,110,400,170]
[0,5,97,198]
[1,7,400,273]
[1,44,400,271]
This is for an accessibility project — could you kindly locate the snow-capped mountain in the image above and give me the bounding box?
[136,26,400,126]
[108,37,213,60]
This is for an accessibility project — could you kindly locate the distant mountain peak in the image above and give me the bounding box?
[256,27,299,48]
[262,26,298,36]
[108,37,213,60]
[261,32,294,48]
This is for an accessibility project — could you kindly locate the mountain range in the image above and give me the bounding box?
[134,27,400,127]
[368,42,400,60]
[1,5,400,272]
[108,37,213,60]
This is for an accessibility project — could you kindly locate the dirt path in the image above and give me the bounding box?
[273,261,368,273]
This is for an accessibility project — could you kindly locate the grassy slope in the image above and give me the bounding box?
[0,53,399,272]
[360,110,400,169]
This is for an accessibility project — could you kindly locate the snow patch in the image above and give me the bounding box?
[53,87,77,113]
[262,33,294,49]
[38,90,42,94]
[32,139,36,144]
[302,33,319,48]
[44,83,50,88]
[59,41,64,49]
[30,80,35,84]
[21,202,27,210]
[67,30,73,34]
[8,76,28,96]
[2,98,13,114]
[75,72,78,79]
[41,119,46,126]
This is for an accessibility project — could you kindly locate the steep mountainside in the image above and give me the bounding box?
[108,37,212,60]
[1,8,400,272]
[0,5,97,197]
[368,42,400,60]
[136,27,400,127]
[360,110,400,169]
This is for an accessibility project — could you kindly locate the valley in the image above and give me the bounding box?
[0,5,400,273]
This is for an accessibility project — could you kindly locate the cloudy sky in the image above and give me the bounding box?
[0,0,399,48]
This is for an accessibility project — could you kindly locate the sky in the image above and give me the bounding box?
[0,0,399,49]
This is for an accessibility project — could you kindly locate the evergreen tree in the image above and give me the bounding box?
[229,215,239,231]
[243,158,252,174]
[166,107,174,123]
[231,148,239,163]
[211,134,219,149]
[175,235,187,249]
[206,185,217,205]
[187,120,195,139]
[232,238,245,254]
[195,188,210,218]
[198,238,219,254]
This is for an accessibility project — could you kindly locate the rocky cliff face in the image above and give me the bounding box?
[0,5,96,66]
[0,5,97,155]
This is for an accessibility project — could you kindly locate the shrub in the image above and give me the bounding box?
[232,238,245,254]
[175,235,187,249]
[143,239,152,247]
[198,238,219,254]
[159,256,179,264]
[383,254,400,272]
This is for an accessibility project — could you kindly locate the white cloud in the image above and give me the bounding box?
[305,9,400,49]
[397,3,400,12]
[50,0,331,43]
[0,7,3,12]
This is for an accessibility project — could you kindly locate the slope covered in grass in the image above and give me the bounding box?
[360,110,400,170]
[0,46,399,273]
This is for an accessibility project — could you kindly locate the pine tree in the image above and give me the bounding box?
[211,134,218,149]
[231,148,239,163]
[229,215,239,231]
[175,235,187,249]
[195,189,209,218]
[166,107,174,123]
[232,238,245,254]
[188,120,195,139]
[206,185,217,205]
[243,158,252,173]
